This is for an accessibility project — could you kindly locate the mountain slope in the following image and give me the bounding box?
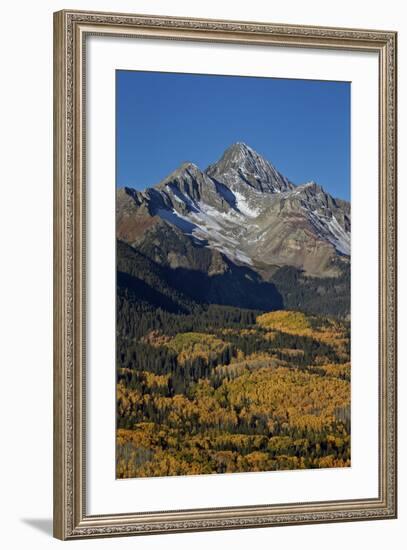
[117,237,283,312]
[116,142,350,317]
[117,142,350,279]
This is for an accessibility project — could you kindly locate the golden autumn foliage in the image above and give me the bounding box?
[257,310,349,351]
[165,332,229,365]
[257,310,312,333]
[117,309,351,479]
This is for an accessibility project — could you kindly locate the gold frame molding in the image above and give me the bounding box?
[53,9,397,540]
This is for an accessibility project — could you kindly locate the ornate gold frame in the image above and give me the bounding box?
[53,9,397,540]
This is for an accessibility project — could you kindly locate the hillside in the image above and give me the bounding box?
[117,309,350,478]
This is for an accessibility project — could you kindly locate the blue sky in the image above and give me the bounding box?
[116,70,350,200]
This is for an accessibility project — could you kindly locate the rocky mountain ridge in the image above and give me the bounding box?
[117,142,350,279]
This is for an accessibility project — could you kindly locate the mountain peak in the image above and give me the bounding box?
[117,142,351,277]
[226,141,255,155]
[206,142,293,194]
[216,142,261,166]
[172,161,201,177]
[179,161,200,172]
[156,161,203,188]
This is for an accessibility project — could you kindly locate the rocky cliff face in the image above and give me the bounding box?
[117,142,350,279]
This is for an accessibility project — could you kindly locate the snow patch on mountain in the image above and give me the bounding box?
[165,184,199,212]
[307,210,350,256]
[156,199,255,267]
[326,216,351,255]
[233,190,261,218]
[156,208,197,234]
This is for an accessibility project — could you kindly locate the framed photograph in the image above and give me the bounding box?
[53,9,397,540]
